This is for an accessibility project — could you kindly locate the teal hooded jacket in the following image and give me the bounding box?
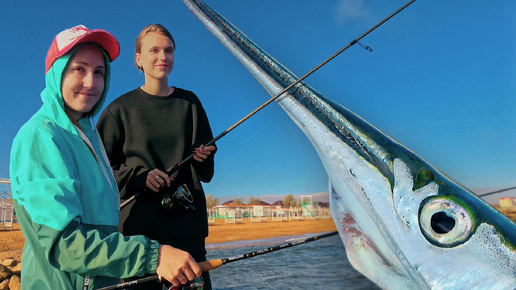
[10,45,160,289]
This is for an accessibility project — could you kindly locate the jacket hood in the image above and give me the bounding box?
[41,43,112,131]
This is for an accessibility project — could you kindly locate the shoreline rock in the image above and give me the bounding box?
[0,258,21,290]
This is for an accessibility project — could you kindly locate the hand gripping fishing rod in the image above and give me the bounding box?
[98,231,339,290]
[120,0,417,210]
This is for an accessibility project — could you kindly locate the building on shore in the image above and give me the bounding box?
[208,194,332,225]
[496,196,516,223]
[0,179,13,230]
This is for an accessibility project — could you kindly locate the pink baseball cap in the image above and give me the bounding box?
[45,25,120,73]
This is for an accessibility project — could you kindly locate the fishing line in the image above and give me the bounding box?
[209,110,277,164]
[213,96,310,165]
[121,0,418,209]
[478,186,516,197]
[98,231,339,290]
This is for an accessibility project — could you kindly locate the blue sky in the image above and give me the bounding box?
[1,0,515,203]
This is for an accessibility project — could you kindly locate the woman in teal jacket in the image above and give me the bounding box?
[10,25,201,289]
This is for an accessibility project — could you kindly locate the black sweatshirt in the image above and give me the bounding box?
[97,87,215,256]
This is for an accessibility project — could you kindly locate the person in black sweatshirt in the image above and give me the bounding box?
[97,24,216,289]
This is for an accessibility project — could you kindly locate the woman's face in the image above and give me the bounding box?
[61,44,105,120]
[136,32,174,81]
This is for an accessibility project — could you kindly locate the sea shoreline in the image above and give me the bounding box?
[205,218,337,244]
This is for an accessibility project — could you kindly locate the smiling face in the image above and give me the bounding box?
[61,44,105,121]
[136,32,175,82]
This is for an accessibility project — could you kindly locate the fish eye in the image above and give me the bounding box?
[419,196,475,247]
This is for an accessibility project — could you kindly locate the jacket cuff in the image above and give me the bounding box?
[145,240,160,274]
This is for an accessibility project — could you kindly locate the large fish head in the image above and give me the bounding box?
[319,97,516,288]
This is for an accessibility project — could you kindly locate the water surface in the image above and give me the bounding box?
[206,233,380,289]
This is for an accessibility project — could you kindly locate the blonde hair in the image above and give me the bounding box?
[134,24,175,71]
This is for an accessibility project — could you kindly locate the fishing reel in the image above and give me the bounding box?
[161,184,195,211]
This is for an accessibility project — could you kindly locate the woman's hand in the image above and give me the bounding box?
[192,145,216,162]
[146,169,171,192]
[157,245,201,288]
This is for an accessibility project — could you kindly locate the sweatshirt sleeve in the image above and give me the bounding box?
[10,124,160,278]
[191,100,217,183]
[97,107,149,198]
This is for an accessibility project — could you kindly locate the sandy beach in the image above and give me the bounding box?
[206,218,337,244]
[0,218,337,261]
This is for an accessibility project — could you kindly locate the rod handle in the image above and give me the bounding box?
[199,259,223,272]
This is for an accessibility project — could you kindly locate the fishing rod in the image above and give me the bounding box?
[98,231,339,290]
[199,231,338,270]
[120,0,417,209]
[478,186,516,197]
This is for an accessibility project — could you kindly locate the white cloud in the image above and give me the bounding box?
[336,0,370,24]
